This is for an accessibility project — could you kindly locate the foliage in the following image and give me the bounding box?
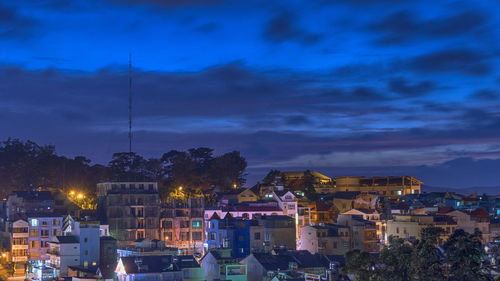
[262,169,283,185]
[411,227,446,281]
[342,227,494,281]
[0,138,247,200]
[341,249,378,281]
[443,228,491,281]
[377,236,413,281]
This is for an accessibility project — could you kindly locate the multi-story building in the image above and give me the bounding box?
[205,213,251,258]
[386,215,457,244]
[10,219,29,276]
[282,171,335,194]
[27,214,63,275]
[298,224,351,256]
[249,215,296,253]
[337,214,379,253]
[6,191,54,221]
[97,182,161,244]
[48,235,80,277]
[160,198,205,255]
[335,176,422,198]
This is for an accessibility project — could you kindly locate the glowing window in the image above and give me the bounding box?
[31,219,38,227]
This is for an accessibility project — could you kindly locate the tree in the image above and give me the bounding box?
[377,236,413,281]
[108,152,148,181]
[443,228,492,281]
[341,250,378,281]
[412,227,446,281]
[262,169,282,185]
[303,170,319,201]
[209,151,247,192]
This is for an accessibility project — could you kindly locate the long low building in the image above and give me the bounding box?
[335,176,422,198]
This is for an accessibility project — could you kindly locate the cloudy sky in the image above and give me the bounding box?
[1,0,499,188]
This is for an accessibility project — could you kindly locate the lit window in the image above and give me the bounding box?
[397,190,402,196]
[192,221,201,228]
[31,219,38,227]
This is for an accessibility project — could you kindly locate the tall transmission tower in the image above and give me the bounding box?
[128,53,133,155]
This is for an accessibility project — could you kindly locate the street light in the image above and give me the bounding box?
[70,191,75,196]
[77,193,84,199]
[178,186,183,191]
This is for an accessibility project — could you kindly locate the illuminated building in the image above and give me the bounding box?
[335,176,422,198]
[97,182,161,244]
[160,198,204,256]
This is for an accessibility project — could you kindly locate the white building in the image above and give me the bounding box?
[49,235,80,277]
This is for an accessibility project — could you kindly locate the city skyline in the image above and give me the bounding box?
[1,0,500,188]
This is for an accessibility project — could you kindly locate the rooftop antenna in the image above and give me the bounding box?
[128,53,133,156]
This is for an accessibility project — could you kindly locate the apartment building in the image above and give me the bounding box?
[386,215,457,244]
[27,214,63,273]
[97,182,161,244]
[10,219,29,276]
[160,198,205,255]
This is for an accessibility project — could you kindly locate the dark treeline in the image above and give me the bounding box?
[342,227,497,281]
[0,139,247,198]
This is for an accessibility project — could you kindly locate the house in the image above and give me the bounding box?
[298,224,351,255]
[332,192,359,213]
[308,201,338,226]
[241,250,333,281]
[335,176,422,198]
[337,215,379,253]
[115,255,204,281]
[200,248,247,281]
[6,190,54,221]
[342,209,380,221]
[205,213,251,258]
[250,216,296,253]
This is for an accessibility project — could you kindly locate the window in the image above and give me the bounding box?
[139,184,144,189]
[333,242,337,248]
[53,219,60,226]
[31,241,38,248]
[162,221,172,229]
[396,227,399,234]
[209,233,216,241]
[84,250,88,256]
[180,221,189,228]
[343,242,348,248]
[264,232,270,242]
[41,221,48,227]
[84,238,88,243]
[31,219,39,227]
[52,229,59,236]
[192,232,202,241]
[41,230,49,237]
[397,190,402,196]
[192,221,202,228]
[254,232,261,240]
[41,241,49,248]
[239,248,245,254]
[288,204,295,210]
[29,229,39,237]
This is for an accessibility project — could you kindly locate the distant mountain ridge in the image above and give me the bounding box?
[421,184,500,195]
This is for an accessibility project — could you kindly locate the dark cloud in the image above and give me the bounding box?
[284,115,312,126]
[412,49,491,76]
[369,9,488,45]
[0,4,38,39]
[262,11,322,45]
[388,78,434,96]
[469,89,499,101]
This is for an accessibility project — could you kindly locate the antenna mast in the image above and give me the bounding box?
[128,53,132,155]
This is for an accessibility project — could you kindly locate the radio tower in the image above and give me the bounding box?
[128,53,132,156]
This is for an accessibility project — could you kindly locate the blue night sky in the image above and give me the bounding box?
[1,0,500,188]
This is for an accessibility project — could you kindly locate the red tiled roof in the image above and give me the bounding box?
[471,208,489,218]
[438,206,454,214]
